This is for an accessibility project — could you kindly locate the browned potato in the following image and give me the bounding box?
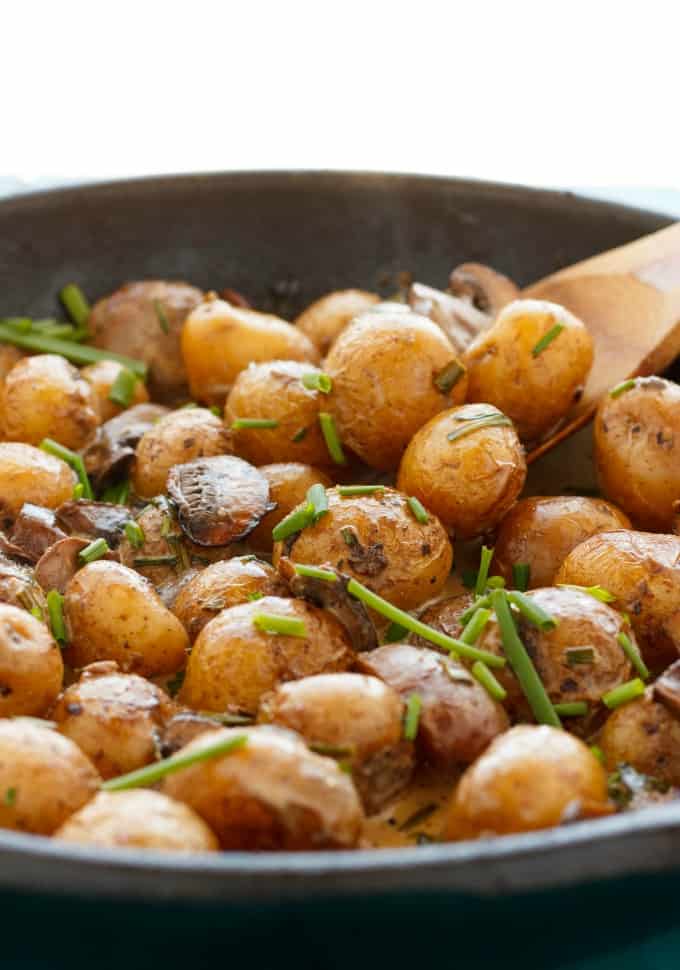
[0,719,99,834]
[55,790,219,852]
[0,346,24,383]
[492,496,631,589]
[0,604,63,717]
[179,595,354,713]
[294,289,380,355]
[259,673,414,814]
[397,405,526,538]
[594,376,680,531]
[89,280,203,403]
[414,593,474,645]
[276,486,453,611]
[225,361,333,467]
[81,359,150,423]
[64,561,189,677]
[249,463,333,553]
[464,299,594,442]
[51,661,176,779]
[0,354,99,449]
[599,690,680,786]
[356,643,509,766]
[443,725,609,840]
[132,407,230,499]
[0,443,75,525]
[181,298,320,405]
[324,310,467,470]
[172,557,287,640]
[161,725,363,849]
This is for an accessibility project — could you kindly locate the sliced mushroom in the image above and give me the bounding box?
[0,532,37,564]
[83,403,169,488]
[220,287,252,308]
[160,711,222,757]
[7,504,66,565]
[34,536,117,594]
[407,282,491,354]
[448,262,519,317]
[56,501,131,547]
[166,456,273,547]
[0,555,47,613]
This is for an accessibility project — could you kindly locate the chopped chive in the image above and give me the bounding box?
[617,631,649,681]
[271,501,315,542]
[491,589,561,727]
[557,584,616,604]
[247,592,264,602]
[565,646,597,666]
[319,412,346,465]
[553,701,589,717]
[0,323,148,377]
[78,538,110,564]
[166,670,185,697]
[454,405,500,421]
[30,606,44,621]
[302,372,332,394]
[508,591,558,631]
[512,563,531,592]
[459,594,492,625]
[108,367,138,408]
[475,545,494,596]
[253,612,307,637]
[337,485,385,497]
[434,360,466,394]
[602,678,646,710]
[447,413,513,443]
[461,569,478,590]
[384,621,408,643]
[72,483,84,501]
[532,323,564,357]
[133,555,178,567]
[590,745,605,764]
[209,405,222,417]
[124,521,145,549]
[487,576,506,589]
[4,787,17,807]
[102,733,248,791]
[460,607,491,645]
[407,496,429,523]
[403,693,422,741]
[153,299,170,334]
[294,563,338,583]
[398,802,438,831]
[47,590,67,644]
[307,483,329,522]
[291,427,308,443]
[60,283,90,329]
[471,661,507,701]
[346,578,505,667]
[309,742,355,758]
[40,438,93,500]
[610,379,636,399]
[231,418,279,430]
[2,316,32,333]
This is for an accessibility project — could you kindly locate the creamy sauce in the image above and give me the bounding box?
[362,765,460,848]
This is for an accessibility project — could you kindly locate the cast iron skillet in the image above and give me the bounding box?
[0,172,676,907]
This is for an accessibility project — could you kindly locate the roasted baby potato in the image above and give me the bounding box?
[248,463,333,553]
[161,725,363,849]
[397,405,526,538]
[81,359,150,423]
[443,725,609,840]
[259,672,414,814]
[294,289,381,355]
[324,309,467,470]
[0,604,63,717]
[464,300,594,442]
[0,443,75,525]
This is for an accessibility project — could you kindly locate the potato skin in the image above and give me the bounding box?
[594,376,680,531]
[324,311,467,470]
[0,720,100,835]
[294,289,380,355]
[464,299,594,442]
[63,561,189,677]
[0,346,24,383]
[0,443,75,524]
[599,691,680,786]
[249,463,333,553]
[259,673,414,814]
[397,405,526,538]
[51,661,176,779]
[443,725,609,840]
[162,725,363,849]
[0,604,63,717]
[0,354,100,450]
[81,359,150,423]
[181,299,320,405]
[277,486,453,611]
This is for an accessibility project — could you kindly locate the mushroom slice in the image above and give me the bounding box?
[167,456,273,547]
[653,659,680,719]
[160,711,222,758]
[8,504,66,564]
[56,501,131,547]
[407,282,491,354]
[35,537,117,595]
[83,403,169,488]
[448,262,519,317]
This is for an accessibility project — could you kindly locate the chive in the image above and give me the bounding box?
[610,379,636,399]
[271,501,315,542]
[124,521,145,549]
[384,621,408,643]
[30,606,44,622]
[207,405,220,417]
[512,563,531,592]
[78,538,110,564]
[309,742,355,758]
[447,413,513,443]
[565,646,596,666]
[403,693,422,741]
[434,360,466,394]
[179,402,198,409]
[554,701,589,717]
[133,555,178,567]
[460,607,491,644]
[291,427,308,443]
[1,316,32,333]
[108,367,138,408]
[398,802,438,831]
[153,299,170,335]
[253,612,307,637]
[102,733,248,791]
[105,479,130,505]
[0,323,148,377]
[508,591,557,631]
[60,283,90,329]
[231,418,279,430]
[590,745,605,764]
[407,496,429,524]
[487,576,506,589]
[532,323,564,357]
[471,661,507,701]
[602,678,646,710]
[459,594,492,625]
[307,483,329,522]
[556,584,616,604]
[475,545,494,596]
[40,438,93,500]
[346,578,505,668]
[491,589,561,727]
[461,569,478,590]
[4,787,17,807]
[302,372,332,394]
[617,631,649,681]
[72,483,84,501]
[247,592,264,602]
[294,563,338,583]
[47,590,67,644]
[319,412,346,465]
[338,485,385,497]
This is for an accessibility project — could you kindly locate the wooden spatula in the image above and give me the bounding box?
[523,222,680,462]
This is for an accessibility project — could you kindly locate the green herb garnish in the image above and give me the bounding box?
[610,379,636,399]
[471,661,507,701]
[102,734,248,791]
[434,360,466,394]
[557,584,616,603]
[294,564,338,583]
[508,590,557,631]
[108,367,138,408]
[40,438,93,500]
[319,412,346,465]
[253,613,307,637]
[302,372,332,394]
[617,631,649,681]
[403,693,422,741]
[512,563,531,592]
[407,496,428,524]
[0,323,146,376]
[602,678,646,710]
[460,607,491,645]
[338,485,385,497]
[60,283,90,330]
[231,418,279,430]
[564,646,596,666]
[475,545,494,596]
[153,299,170,334]
[553,701,589,717]
[46,590,67,644]
[532,323,564,357]
[124,521,145,549]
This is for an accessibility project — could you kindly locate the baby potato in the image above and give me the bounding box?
[277,486,453,611]
[51,661,176,779]
[294,289,380,355]
[181,298,320,405]
[249,463,333,553]
[225,361,332,467]
[55,790,219,852]
[172,557,287,640]
[259,673,414,814]
[162,725,363,849]
[0,719,99,835]
[179,595,354,714]
[594,376,680,531]
[63,561,189,677]
[415,593,474,645]
[324,310,467,470]
[493,496,631,589]
[132,407,230,499]
[599,690,680,786]
[397,405,526,538]
[0,354,100,449]
[81,359,150,423]
[464,300,593,442]
[0,443,75,524]
[0,604,62,717]
[0,346,24,383]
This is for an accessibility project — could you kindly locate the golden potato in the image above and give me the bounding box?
[63,561,189,677]
[0,346,24,383]
[55,790,219,852]
[0,354,100,449]
[397,405,526,538]
[0,604,63,717]
[414,593,474,646]
[464,299,594,442]
[276,486,453,611]
[161,725,363,849]
[599,690,680,786]
[259,673,414,814]
[294,289,380,355]
[443,725,609,840]
[81,359,150,423]
[0,719,99,835]
[179,595,354,713]
[181,298,320,405]
[249,463,333,553]
[51,661,176,779]
[324,310,467,470]
[0,443,75,524]
[493,496,631,589]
